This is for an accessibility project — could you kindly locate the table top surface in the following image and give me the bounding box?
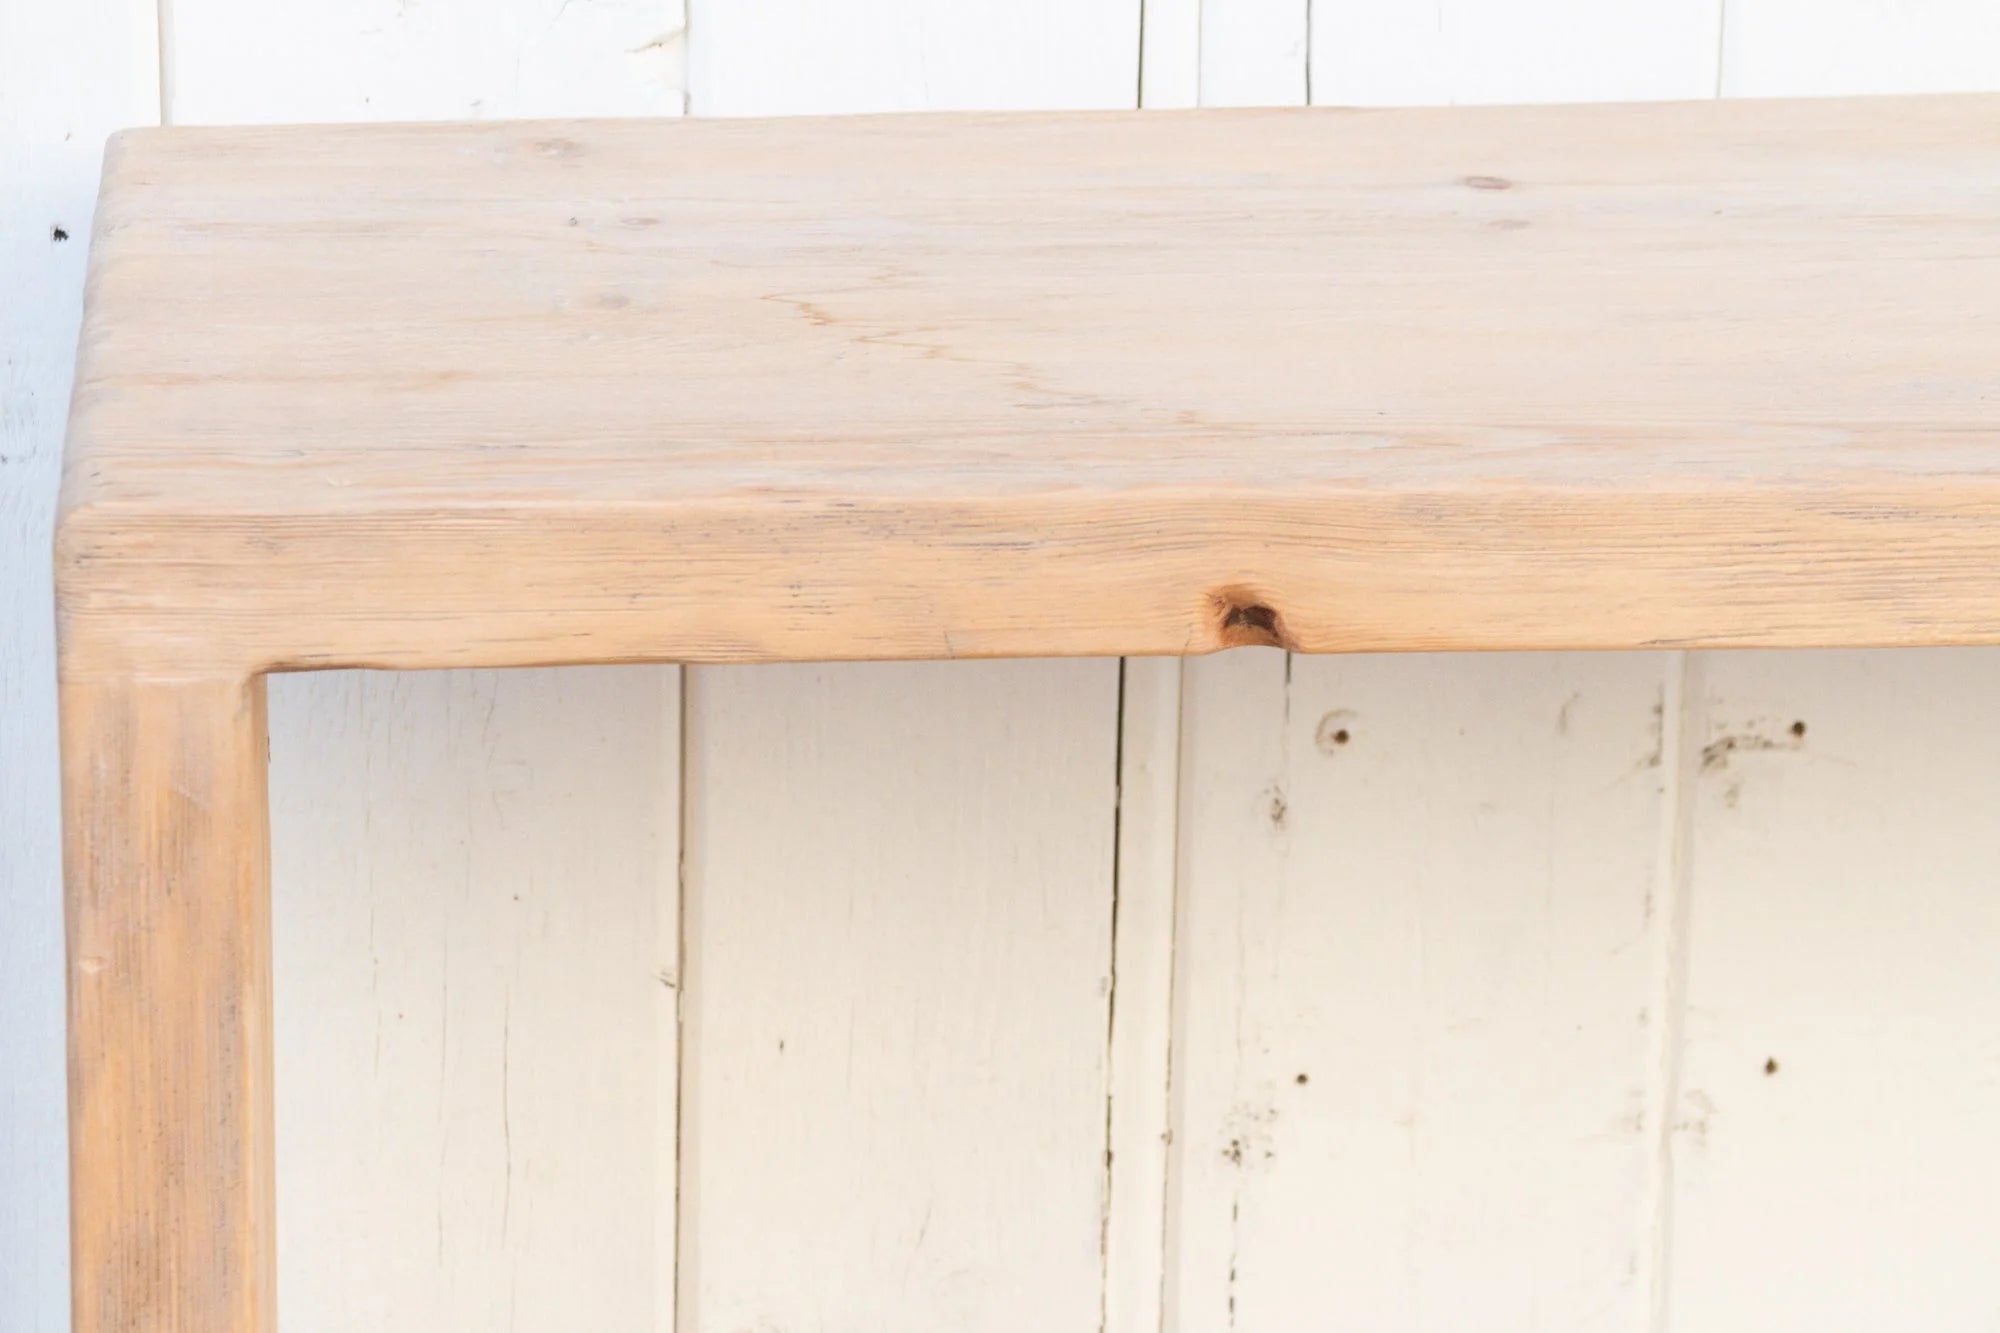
[58,94,2000,675]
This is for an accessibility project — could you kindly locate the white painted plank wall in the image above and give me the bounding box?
[1170,650,1674,1331]
[5,3,2000,1331]
[679,662,1120,1332]
[1311,0,1722,105]
[1670,650,2000,1331]
[266,668,675,1331]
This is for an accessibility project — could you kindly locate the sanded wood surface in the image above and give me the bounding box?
[62,676,275,1332]
[57,93,2000,674]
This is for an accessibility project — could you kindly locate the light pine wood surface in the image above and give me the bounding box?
[58,94,2000,678]
[61,676,275,1332]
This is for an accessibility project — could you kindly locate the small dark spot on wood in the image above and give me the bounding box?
[50,226,68,242]
[1464,174,1512,191]
[1227,602,1278,636]
[1211,587,1295,649]
[1790,720,1807,738]
[1265,788,1288,829]
[566,216,580,227]
[1332,729,1349,745]
[1295,1072,1309,1085]
[1763,1056,1779,1076]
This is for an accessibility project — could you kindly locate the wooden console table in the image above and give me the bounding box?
[57,94,2000,1329]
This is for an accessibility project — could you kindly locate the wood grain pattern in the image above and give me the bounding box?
[61,674,274,1333]
[58,94,2000,675]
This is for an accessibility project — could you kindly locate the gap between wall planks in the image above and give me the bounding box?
[0,3,159,1330]
[1102,658,1185,1333]
[164,1,686,1330]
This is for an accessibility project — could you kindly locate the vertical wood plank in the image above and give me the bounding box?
[678,662,1121,1332]
[690,0,1137,115]
[680,10,1135,1328]
[1668,649,2000,1329]
[656,670,686,1333]
[166,0,684,124]
[1169,650,1670,1331]
[1308,0,1721,105]
[166,3,687,1328]
[1200,0,1310,106]
[1163,647,1290,1333]
[1140,0,1203,108]
[1718,1,2000,95]
[266,669,674,1332]
[0,3,159,1328]
[62,674,274,1333]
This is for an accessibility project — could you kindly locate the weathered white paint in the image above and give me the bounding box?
[1139,0,1202,109]
[267,668,674,1331]
[8,2,2000,1330]
[1310,0,1722,104]
[1719,0,2000,95]
[1198,0,1310,106]
[1169,650,1673,1331]
[0,4,157,1331]
[688,0,1137,115]
[166,0,684,124]
[678,661,1120,1331]
[1669,649,2000,1330]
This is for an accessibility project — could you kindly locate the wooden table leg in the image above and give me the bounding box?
[62,674,276,1333]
